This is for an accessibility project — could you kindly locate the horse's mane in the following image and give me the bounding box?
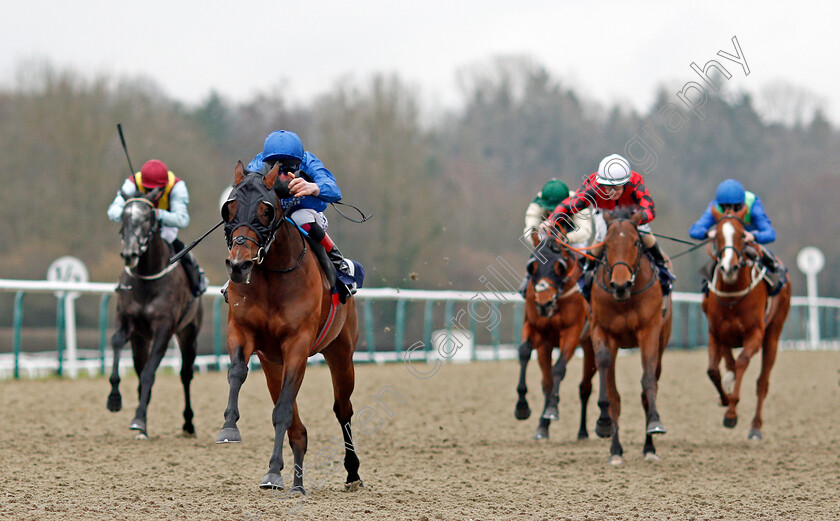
[607,206,639,221]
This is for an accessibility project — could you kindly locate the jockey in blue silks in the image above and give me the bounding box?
[247,130,357,301]
[689,179,783,293]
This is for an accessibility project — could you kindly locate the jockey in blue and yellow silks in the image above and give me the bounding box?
[107,159,207,296]
[689,179,783,293]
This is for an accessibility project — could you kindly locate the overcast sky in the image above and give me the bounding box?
[1,1,836,124]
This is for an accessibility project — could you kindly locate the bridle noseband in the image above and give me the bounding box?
[121,198,159,257]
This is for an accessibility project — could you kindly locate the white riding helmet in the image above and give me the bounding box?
[596,154,632,185]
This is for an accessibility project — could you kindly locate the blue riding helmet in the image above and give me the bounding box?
[262,130,305,163]
[716,179,746,205]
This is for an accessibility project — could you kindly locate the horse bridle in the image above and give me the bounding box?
[596,218,657,296]
[121,198,159,257]
[710,214,750,270]
[530,250,577,314]
[223,173,307,272]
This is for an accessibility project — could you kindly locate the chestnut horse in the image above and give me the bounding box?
[515,240,596,440]
[107,189,203,439]
[703,205,791,440]
[218,162,362,494]
[590,209,672,465]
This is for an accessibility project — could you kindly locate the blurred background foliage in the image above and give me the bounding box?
[0,56,836,299]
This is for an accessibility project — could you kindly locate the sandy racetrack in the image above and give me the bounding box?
[0,349,838,520]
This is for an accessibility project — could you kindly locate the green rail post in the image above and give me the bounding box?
[444,300,454,332]
[98,293,111,376]
[469,307,477,361]
[364,298,376,359]
[394,299,406,355]
[214,296,224,370]
[513,301,523,346]
[56,293,66,377]
[12,291,24,380]
[491,301,500,355]
[422,300,434,355]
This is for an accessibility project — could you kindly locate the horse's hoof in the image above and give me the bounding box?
[259,473,284,490]
[532,427,549,440]
[107,395,122,412]
[134,432,149,441]
[747,429,763,441]
[608,455,623,466]
[646,421,667,435]
[577,430,589,441]
[179,430,197,438]
[216,427,242,444]
[723,415,738,428]
[722,371,735,395]
[645,452,660,462]
[129,418,146,432]
[541,406,559,421]
[344,480,364,492]
[595,418,612,439]
[514,402,531,421]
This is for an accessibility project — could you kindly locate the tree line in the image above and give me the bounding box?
[0,57,836,297]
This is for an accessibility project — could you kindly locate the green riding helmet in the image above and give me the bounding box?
[533,179,570,211]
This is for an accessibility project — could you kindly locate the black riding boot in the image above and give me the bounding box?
[578,257,598,301]
[698,259,716,295]
[646,242,675,296]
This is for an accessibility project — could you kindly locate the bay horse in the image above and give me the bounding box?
[703,205,791,440]
[218,161,362,494]
[590,208,672,465]
[107,189,203,440]
[515,240,596,440]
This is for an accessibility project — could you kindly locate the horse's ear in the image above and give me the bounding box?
[144,187,163,202]
[711,205,723,222]
[734,203,749,221]
[630,208,643,225]
[234,161,245,185]
[264,163,279,190]
[603,210,615,224]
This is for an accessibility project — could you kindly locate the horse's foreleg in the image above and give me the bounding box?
[217,346,248,444]
[131,325,174,437]
[261,351,308,491]
[288,403,308,492]
[323,346,362,489]
[592,329,613,440]
[724,331,763,429]
[533,340,553,440]
[177,323,199,436]
[706,334,729,406]
[107,323,129,412]
[605,344,623,464]
[514,338,533,421]
[578,335,596,440]
[640,327,666,437]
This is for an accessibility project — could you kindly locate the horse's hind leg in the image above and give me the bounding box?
[177,322,199,436]
[107,319,130,412]
[217,346,248,444]
[323,346,362,489]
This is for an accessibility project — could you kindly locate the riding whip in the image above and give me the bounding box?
[169,220,225,265]
[116,123,141,191]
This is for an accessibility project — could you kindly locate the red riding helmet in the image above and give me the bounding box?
[139,159,169,188]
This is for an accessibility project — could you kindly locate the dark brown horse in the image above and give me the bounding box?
[217,162,362,494]
[703,205,791,440]
[107,190,203,439]
[590,209,672,465]
[515,240,596,440]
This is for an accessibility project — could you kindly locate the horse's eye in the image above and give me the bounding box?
[260,203,275,225]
